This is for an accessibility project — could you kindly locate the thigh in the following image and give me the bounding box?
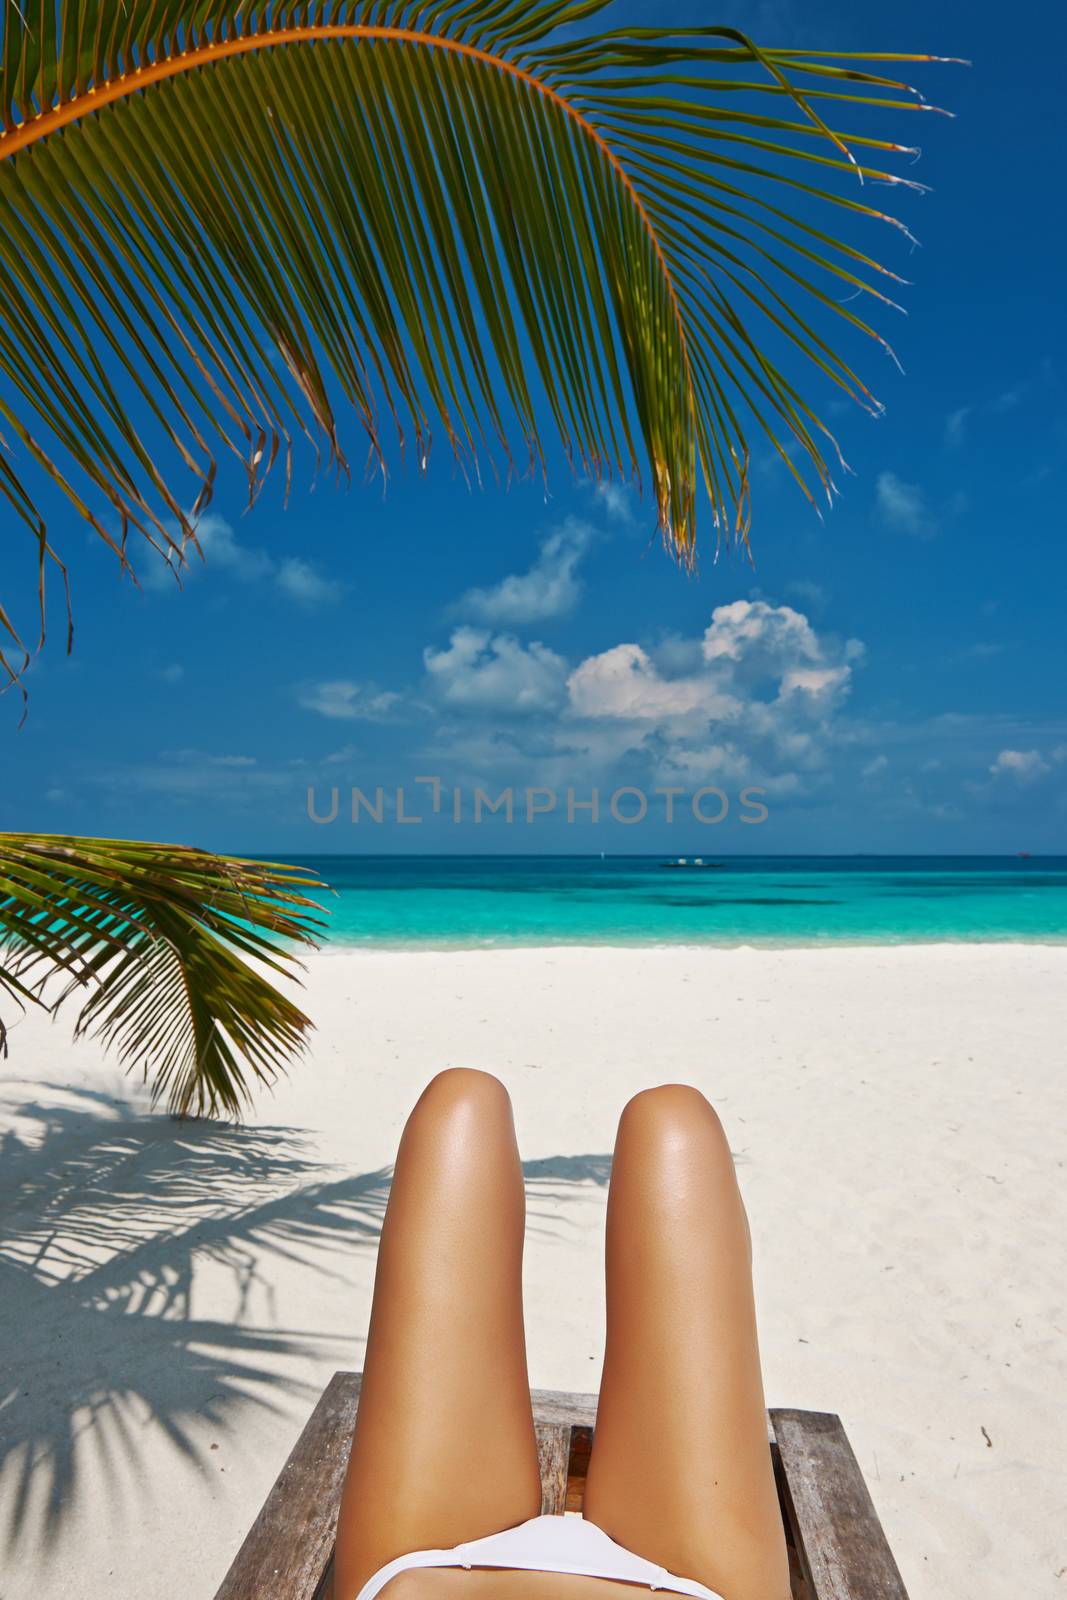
[333,1070,542,1600]
[582,1085,790,1600]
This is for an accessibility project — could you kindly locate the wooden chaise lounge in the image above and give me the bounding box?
[213,1372,909,1600]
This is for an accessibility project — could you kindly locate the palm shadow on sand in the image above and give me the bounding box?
[0,1083,392,1556]
[0,1082,613,1557]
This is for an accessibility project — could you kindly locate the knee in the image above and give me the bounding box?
[412,1067,512,1123]
[401,1070,516,1181]
[618,1083,729,1150]
[616,1086,742,1222]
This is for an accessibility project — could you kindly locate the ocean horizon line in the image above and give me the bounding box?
[249,850,1064,861]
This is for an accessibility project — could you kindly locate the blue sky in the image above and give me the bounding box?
[3,0,1065,855]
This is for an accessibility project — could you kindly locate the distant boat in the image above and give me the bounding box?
[1017,851,1032,859]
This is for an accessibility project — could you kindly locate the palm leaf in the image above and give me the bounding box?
[0,2,957,689]
[0,832,327,1117]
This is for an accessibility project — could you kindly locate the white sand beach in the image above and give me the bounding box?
[1,942,1064,1600]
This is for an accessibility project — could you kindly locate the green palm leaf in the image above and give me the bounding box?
[0,1,956,690]
[0,833,327,1117]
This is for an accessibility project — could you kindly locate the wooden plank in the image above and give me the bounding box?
[215,1376,905,1600]
[530,1387,597,1427]
[530,1388,775,1441]
[770,1409,909,1600]
[212,1372,361,1600]
[536,1421,572,1514]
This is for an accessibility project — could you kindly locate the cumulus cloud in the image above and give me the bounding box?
[989,749,1050,782]
[297,598,862,802]
[562,600,861,794]
[299,681,400,721]
[569,643,729,722]
[455,518,593,625]
[425,627,568,713]
[876,471,937,538]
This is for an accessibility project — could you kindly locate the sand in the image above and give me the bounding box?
[1,942,1064,1600]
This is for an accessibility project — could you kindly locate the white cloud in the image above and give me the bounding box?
[196,515,273,579]
[161,749,257,767]
[456,518,592,625]
[158,663,184,684]
[143,514,341,607]
[276,557,343,608]
[144,513,271,586]
[945,406,971,447]
[592,482,633,523]
[425,627,568,713]
[569,644,729,722]
[876,471,936,538]
[863,754,889,779]
[299,681,400,721]
[562,600,860,794]
[946,383,1027,449]
[956,641,1003,661]
[98,749,295,802]
[989,749,1049,782]
[702,599,826,670]
[780,664,851,701]
[785,578,827,608]
[992,386,1023,413]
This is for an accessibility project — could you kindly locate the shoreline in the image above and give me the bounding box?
[2,942,1064,1600]
[306,933,1067,954]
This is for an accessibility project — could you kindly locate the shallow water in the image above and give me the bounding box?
[278,855,1067,948]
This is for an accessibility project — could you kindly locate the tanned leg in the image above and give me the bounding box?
[333,1070,542,1600]
[583,1085,790,1600]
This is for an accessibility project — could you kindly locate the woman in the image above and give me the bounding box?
[334,1069,791,1600]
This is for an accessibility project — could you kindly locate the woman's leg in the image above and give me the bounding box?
[583,1085,790,1600]
[333,1069,542,1600]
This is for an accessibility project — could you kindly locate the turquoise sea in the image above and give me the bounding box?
[290,856,1067,948]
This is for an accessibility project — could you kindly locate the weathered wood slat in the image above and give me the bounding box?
[535,1421,572,1514]
[529,1387,597,1426]
[529,1386,776,1441]
[771,1409,910,1600]
[213,1375,905,1600]
[213,1372,360,1600]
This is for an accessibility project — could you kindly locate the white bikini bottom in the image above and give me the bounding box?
[352,1513,725,1600]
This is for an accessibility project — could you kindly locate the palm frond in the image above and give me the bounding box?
[0,1,955,689]
[0,832,327,1116]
